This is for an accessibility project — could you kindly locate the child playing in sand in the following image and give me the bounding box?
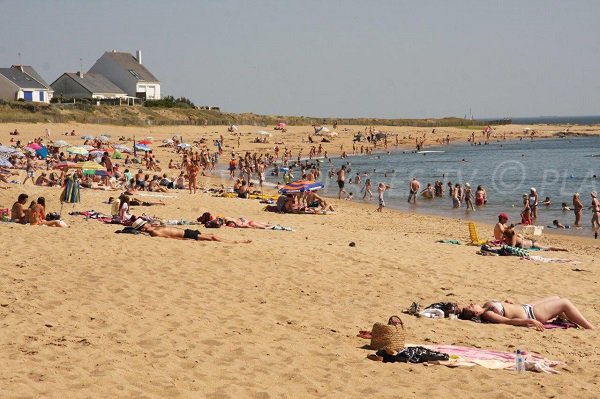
[377,183,390,212]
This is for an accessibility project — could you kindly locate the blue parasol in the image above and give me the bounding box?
[35,146,49,159]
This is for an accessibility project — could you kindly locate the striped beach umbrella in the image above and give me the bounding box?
[59,173,81,216]
[279,180,324,194]
[55,161,77,169]
[82,145,95,150]
[97,135,110,143]
[51,140,70,148]
[0,153,13,167]
[67,146,89,155]
[113,144,132,153]
[0,145,19,153]
[74,161,103,170]
[135,144,151,152]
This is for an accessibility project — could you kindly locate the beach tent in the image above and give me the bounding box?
[279,180,324,194]
[275,122,286,130]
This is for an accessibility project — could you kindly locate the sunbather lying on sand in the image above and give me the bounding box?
[459,296,594,330]
[503,227,567,251]
[198,212,273,229]
[131,218,251,243]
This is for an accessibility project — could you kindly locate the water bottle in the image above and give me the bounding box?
[515,349,525,373]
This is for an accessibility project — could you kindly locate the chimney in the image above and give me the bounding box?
[78,71,84,79]
[136,50,142,65]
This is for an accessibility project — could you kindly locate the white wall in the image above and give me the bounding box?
[136,83,161,100]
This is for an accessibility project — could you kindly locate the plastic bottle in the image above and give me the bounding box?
[515,349,525,373]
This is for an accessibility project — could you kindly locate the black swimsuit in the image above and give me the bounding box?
[183,229,200,240]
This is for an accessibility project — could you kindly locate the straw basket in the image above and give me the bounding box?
[370,316,406,354]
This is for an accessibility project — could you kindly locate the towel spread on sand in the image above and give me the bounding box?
[527,255,580,264]
[415,344,564,373]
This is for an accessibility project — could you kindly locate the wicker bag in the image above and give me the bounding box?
[370,316,406,354]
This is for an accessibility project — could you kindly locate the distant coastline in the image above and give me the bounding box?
[502,115,600,125]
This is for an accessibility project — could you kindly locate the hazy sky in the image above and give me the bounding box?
[2,0,599,119]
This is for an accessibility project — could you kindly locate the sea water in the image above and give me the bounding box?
[218,136,600,236]
[314,136,600,236]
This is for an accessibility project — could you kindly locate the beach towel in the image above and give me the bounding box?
[527,255,580,264]
[543,319,579,329]
[418,344,564,373]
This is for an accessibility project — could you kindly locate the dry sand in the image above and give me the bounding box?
[1,122,599,398]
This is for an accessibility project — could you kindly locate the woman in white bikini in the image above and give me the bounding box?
[459,296,594,330]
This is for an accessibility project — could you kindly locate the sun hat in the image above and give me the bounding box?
[531,187,537,192]
[499,213,509,220]
[132,218,147,230]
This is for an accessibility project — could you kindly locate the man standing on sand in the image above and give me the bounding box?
[131,219,251,243]
[494,213,509,241]
[337,165,347,199]
[591,191,600,237]
[408,177,420,204]
[257,161,266,193]
[22,155,35,185]
[377,182,390,212]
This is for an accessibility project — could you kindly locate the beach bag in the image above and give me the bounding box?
[46,212,60,221]
[370,316,406,354]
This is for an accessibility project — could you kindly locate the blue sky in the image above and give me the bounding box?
[1,0,599,119]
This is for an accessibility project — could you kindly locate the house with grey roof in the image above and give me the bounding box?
[88,50,160,100]
[51,72,127,99]
[0,65,53,103]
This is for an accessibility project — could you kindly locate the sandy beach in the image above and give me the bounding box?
[1,122,600,398]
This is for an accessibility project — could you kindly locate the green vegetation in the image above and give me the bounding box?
[0,100,498,127]
[144,95,195,109]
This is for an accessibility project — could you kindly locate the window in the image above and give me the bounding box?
[128,69,142,79]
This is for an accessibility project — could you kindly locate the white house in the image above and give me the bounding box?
[0,65,53,103]
[51,72,127,99]
[88,50,161,100]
